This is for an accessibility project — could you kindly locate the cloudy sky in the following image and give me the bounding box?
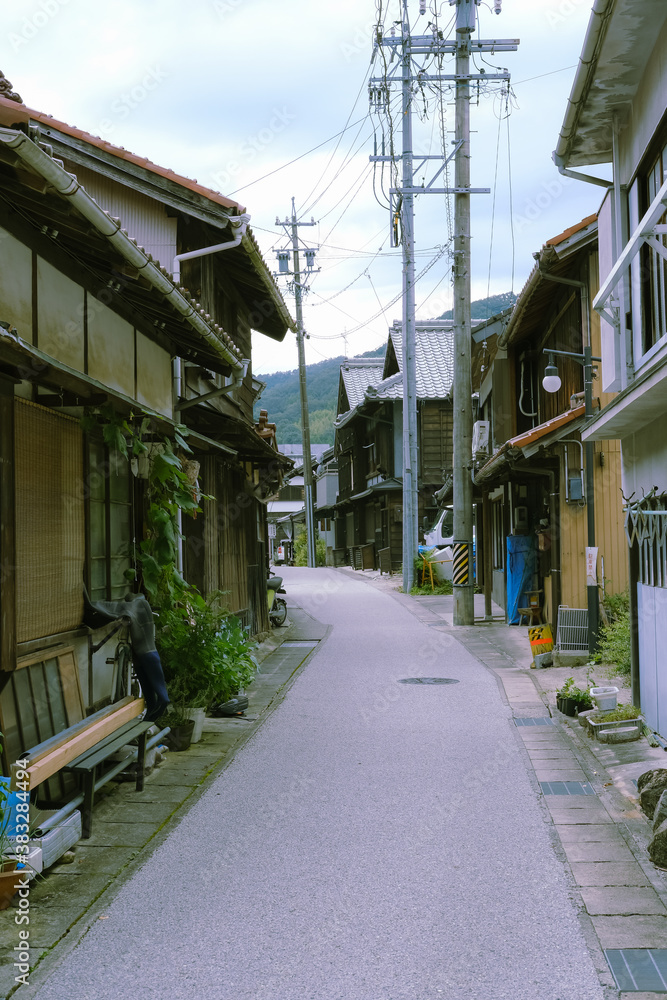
[2,0,605,375]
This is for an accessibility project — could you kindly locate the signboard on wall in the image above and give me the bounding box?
[586,547,598,587]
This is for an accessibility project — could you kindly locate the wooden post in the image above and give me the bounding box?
[0,376,17,674]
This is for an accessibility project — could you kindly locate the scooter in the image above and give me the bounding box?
[267,574,288,627]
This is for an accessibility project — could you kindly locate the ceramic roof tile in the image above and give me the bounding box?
[341,358,385,409]
[376,324,454,399]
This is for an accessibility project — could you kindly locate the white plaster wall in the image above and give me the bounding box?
[597,192,622,392]
[0,228,32,340]
[88,301,134,398]
[136,331,173,416]
[37,258,85,370]
[620,16,667,181]
[621,414,667,497]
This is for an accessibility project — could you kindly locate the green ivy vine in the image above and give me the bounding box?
[81,404,206,607]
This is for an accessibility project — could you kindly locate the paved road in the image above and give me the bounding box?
[26,568,604,1000]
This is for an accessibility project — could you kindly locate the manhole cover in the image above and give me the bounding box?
[398,677,459,685]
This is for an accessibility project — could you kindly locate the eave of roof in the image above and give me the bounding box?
[499,217,598,349]
[0,96,295,342]
[0,126,245,372]
[0,95,245,213]
[474,405,585,486]
[554,0,667,168]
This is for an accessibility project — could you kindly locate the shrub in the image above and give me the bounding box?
[294,528,326,566]
[596,590,631,677]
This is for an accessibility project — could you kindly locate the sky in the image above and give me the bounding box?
[1,0,606,376]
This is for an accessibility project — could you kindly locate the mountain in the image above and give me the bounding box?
[254,293,517,445]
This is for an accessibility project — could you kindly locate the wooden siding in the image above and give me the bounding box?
[420,402,453,485]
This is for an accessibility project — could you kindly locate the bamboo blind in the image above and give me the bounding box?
[14,399,85,642]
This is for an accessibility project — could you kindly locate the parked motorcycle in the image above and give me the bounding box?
[267,574,288,627]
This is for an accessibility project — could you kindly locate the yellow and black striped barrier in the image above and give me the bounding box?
[452,542,470,586]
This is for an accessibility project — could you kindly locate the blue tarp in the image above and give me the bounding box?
[506,535,537,625]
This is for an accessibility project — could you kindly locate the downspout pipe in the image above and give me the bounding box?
[172,214,251,284]
[553,152,613,190]
[0,127,245,373]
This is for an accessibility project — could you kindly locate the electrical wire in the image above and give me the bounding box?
[226,116,370,197]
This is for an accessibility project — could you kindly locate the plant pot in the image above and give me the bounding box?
[561,697,578,717]
[0,860,26,911]
[590,686,619,712]
[187,707,206,744]
[587,715,643,743]
[165,720,195,752]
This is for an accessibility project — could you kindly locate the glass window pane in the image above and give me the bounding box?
[109,451,130,503]
[90,500,106,559]
[110,503,131,556]
[88,440,107,502]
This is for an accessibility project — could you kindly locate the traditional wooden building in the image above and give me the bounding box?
[0,76,293,773]
[334,322,454,571]
[470,216,627,629]
[554,0,667,726]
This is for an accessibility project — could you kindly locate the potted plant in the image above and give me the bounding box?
[556,677,593,717]
[155,591,256,749]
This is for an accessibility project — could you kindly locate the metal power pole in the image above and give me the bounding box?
[276,200,318,567]
[452,0,475,625]
[370,1,516,607]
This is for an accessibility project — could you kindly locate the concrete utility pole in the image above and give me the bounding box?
[370,0,517,607]
[452,0,475,625]
[276,200,318,568]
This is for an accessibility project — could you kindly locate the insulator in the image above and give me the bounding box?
[494,0,502,11]
[419,0,426,13]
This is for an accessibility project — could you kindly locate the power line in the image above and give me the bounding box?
[226,116,370,197]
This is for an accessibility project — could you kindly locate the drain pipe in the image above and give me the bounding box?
[172,213,251,284]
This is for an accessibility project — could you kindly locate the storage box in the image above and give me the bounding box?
[590,686,619,712]
[31,810,82,869]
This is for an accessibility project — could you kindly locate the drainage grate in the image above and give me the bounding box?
[606,949,667,991]
[398,677,460,685]
[514,717,557,727]
[280,641,318,648]
[540,781,596,796]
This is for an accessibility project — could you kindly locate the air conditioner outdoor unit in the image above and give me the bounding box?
[472,420,490,457]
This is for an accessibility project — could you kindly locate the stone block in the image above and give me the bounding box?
[569,861,651,886]
[640,771,667,820]
[580,887,667,915]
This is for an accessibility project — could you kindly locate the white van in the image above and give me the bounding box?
[423,507,454,549]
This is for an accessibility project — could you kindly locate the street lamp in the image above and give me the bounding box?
[542,347,601,656]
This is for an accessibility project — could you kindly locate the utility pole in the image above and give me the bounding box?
[370,0,517,608]
[276,199,318,568]
[452,0,475,625]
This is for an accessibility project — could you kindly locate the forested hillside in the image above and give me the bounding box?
[254,292,517,444]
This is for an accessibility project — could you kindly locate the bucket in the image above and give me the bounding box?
[528,624,554,655]
[590,686,619,712]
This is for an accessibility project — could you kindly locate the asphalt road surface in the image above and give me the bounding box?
[24,568,605,1000]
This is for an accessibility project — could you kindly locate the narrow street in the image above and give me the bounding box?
[23,568,604,1000]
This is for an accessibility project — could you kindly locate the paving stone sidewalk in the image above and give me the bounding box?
[0,609,326,999]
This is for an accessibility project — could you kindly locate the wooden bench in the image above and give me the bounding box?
[11,696,163,839]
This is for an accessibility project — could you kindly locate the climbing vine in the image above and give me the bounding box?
[81,404,205,607]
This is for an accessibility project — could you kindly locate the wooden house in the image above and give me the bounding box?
[334,322,454,571]
[553,0,667,727]
[0,77,293,775]
[469,216,627,629]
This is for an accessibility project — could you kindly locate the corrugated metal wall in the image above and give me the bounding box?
[67,164,177,270]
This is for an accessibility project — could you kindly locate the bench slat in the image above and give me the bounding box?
[15,697,138,768]
[11,698,145,791]
[65,721,152,772]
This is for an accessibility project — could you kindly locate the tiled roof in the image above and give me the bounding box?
[377,324,454,399]
[0,72,21,104]
[341,358,385,409]
[0,93,244,213]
